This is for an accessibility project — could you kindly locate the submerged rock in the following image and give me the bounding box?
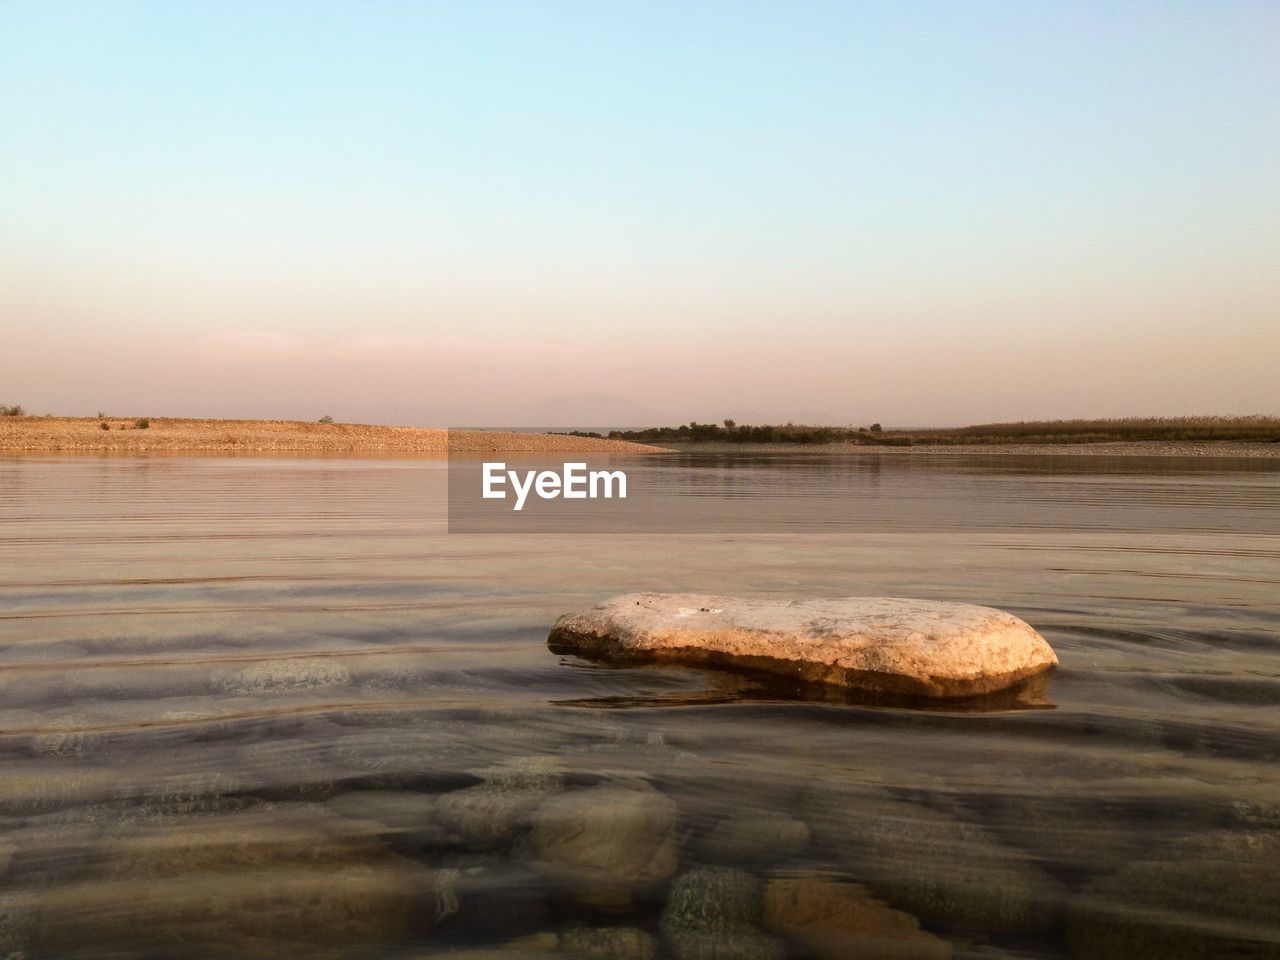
[0,892,35,958]
[218,657,351,695]
[435,757,563,846]
[133,771,248,818]
[1228,798,1280,829]
[661,866,785,960]
[521,780,678,908]
[981,791,1185,884]
[32,716,105,759]
[1067,829,1280,958]
[326,789,447,849]
[549,593,1057,698]
[762,871,952,960]
[34,805,441,958]
[950,946,1038,959]
[697,809,810,866]
[446,863,551,938]
[804,787,1065,936]
[560,924,659,959]
[403,932,561,959]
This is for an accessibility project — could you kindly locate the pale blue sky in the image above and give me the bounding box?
[2,1,1277,424]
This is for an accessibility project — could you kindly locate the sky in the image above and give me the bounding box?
[2,1,1277,427]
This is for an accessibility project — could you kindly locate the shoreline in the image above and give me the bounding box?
[3,417,1277,458]
[661,440,1280,458]
[0,417,669,455]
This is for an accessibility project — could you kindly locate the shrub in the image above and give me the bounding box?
[318,415,334,424]
[100,422,110,431]
[869,422,883,432]
[135,418,150,429]
[0,404,24,417]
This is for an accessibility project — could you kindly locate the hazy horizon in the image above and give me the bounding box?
[3,2,1277,427]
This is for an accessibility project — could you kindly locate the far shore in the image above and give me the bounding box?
[661,440,1280,458]
[0,417,669,455]
[4,416,1277,458]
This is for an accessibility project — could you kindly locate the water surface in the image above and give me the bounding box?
[1,452,1278,958]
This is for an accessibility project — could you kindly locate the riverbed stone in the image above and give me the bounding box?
[661,866,786,960]
[698,809,810,866]
[803,787,1065,936]
[521,780,678,908]
[327,788,437,829]
[34,805,442,958]
[217,657,351,695]
[560,924,659,959]
[326,789,447,849]
[435,757,563,846]
[1228,798,1280,829]
[0,892,35,958]
[950,946,1037,959]
[400,932,561,959]
[1067,829,1280,958]
[444,862,550,938]
[32,715,105,759]
[549,594,1057,698]
[762,871,952,960]
[981,791,1182,884]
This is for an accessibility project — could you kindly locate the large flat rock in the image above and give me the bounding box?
[548,593,1057,699]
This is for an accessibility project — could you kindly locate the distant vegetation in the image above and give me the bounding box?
[914,416,1280,444]
[596,420,899,445]
[578,416,1280,446]
[0,404,24,417]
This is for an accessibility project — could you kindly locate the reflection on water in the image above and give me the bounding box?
[451,449,1280,533]
[547,660,1058,712]
[1,452,1278,958]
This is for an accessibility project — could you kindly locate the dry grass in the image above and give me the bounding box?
[0,417,668,454]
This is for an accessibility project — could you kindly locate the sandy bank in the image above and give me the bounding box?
[0,417,669,455]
